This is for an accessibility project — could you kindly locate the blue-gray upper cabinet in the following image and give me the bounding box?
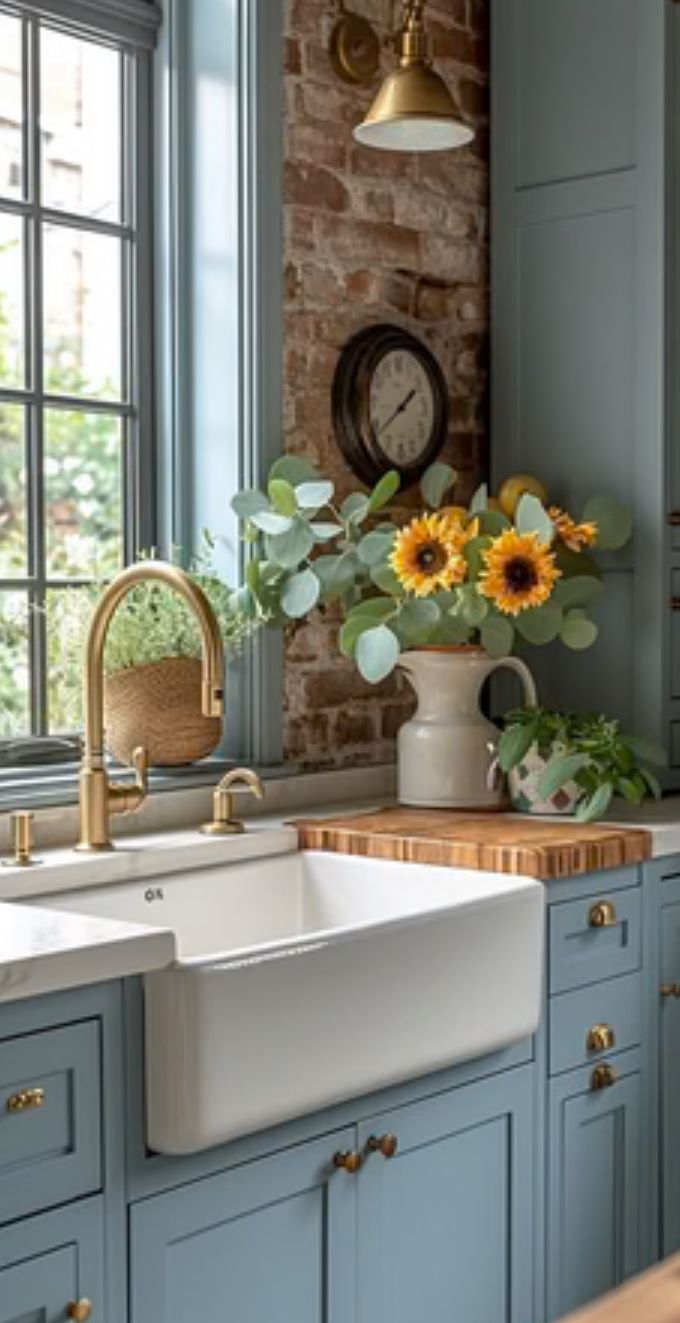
[491,0,673,768]
[130,1129,357,1323]
[356,1067,535,1323]
[546,1048,643,1320]
[0,1197,104,1323]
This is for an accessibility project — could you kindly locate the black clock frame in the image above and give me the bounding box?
[331,324,449,488]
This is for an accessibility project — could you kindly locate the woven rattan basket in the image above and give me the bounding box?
[104,656,223,767]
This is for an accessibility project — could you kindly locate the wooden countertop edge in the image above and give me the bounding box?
[293,815,653,882]
[562,1254,680,1321]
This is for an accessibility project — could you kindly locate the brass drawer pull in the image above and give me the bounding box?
[591,1063,617,1091]
[587,1023,616,1053]
[588,900,617,929]
[669,510,680,527]
[7,1087,45,1114]
[333,1149,363,1174]
[367,1132,398,1159]
[661,983,680,999]
[67,1301,93,1322]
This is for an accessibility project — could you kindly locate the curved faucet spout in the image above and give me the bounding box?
[78,560,225,850]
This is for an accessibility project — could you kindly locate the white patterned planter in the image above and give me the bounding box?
[508,744,583,816]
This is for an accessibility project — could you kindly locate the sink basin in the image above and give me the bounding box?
[45,848,544,1154]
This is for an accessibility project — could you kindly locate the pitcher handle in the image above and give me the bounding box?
[492,656,538,709]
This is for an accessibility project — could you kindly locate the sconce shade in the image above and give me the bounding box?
[353,0,474,153]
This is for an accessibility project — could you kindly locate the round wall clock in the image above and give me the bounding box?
[331,324,449,488]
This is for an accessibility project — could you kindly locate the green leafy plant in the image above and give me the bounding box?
[43,534,257,732]
[498,706,666,822]
[230,456,631,684]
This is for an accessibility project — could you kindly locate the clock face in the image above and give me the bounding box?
[332,325,449,489]
[368,349,436,468]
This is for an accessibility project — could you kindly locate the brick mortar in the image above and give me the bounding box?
[282,0,490,768]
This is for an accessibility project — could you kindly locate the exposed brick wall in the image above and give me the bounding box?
[282,0,490,767]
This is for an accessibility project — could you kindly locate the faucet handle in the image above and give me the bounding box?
[200,767,264,836]
[108,744,149,818]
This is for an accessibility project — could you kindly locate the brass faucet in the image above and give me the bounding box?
[200,767,264,835]
[77,561,225,852]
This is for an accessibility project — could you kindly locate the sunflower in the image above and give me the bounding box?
[391,513,467,597]
[479,530,561,616]
[549,507,598,552]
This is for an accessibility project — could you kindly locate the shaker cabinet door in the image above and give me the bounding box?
[0,1198,104,1323]
[356,1066,535,1323]
[660,897,680,1255]
[547,1053,642,1319]
[130,1130,357,1323]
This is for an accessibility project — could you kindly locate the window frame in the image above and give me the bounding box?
[0,0,158,764]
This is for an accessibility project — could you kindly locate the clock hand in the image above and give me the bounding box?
[378,388,417,435]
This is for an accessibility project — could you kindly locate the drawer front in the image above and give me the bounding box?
[0,1021,101,1225]
[549,887,641,994]
[549,972,642,1076]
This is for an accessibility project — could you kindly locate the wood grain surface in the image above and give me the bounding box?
[562,1254,680,1321]
[295,808,652,881]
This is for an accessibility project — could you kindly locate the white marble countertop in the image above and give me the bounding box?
[0,899,174,1004]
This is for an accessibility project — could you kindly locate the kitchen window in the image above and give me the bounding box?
[0,0,157,765]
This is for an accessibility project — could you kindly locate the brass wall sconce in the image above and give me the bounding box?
[330,1,475,153]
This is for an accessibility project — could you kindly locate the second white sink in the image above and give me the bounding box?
[45,848,544,1154]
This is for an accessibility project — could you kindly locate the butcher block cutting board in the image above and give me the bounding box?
[295,808,652,882]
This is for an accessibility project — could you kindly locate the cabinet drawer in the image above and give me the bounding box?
[0,1197,104,1323]
[549,887,641,993]
[549,972,642,1076]
[0,1021,101,1225]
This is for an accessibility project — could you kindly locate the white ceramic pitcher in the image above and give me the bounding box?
[398,646,537,810]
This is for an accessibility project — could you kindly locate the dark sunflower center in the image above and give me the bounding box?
[415,542,446,574]
[504,556,538,592]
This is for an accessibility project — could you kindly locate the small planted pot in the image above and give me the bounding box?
[508,743,582,816]
[104,656,223,767]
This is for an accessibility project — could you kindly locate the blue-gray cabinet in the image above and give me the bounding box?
[0,1198,104,1323]
[356,1068,535,1323]
[546,1051,643,1319]
[130,1131,357,1323]
[491,0,675,775]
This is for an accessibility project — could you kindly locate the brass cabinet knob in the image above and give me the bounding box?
[7,1086,45,1114]
[661,983,680,999]
[591,1063,617,1091]
[587,1023,616,1054]
[67,1301,93,1322]
[367,1133,398,1159]
[333,1150,363,1174]
[668,510,680,527]
[588,900,617,929]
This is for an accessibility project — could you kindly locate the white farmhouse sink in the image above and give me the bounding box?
[45,849,544,1155]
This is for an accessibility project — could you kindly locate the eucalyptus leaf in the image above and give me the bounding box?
[358,530,396,567]
[464,535,492,580]
[341,493,371,525]
[554,544,602,580]
[265,519,315,569]
[538,752,591,799]
[430,616,473,645]
[515,601,563,645]
[355,624,401,684]
[310,522,341,543]
[231,489,269,519]
[470,483,488,514]
[296,480,334,510]
[420,463,457,509]
[314,553,358,599]
[560,610,598,651]
[368,470,400,512]
[456,586,489,628]
[480,613,514,658]
[280,568,320,619]
[398,598,441,642]
[515,493,554,545]
[370,563,405,596]
[582,495,632,551]
[476,510,511,537]
[554,576,603,610]
[269,455,319,485]
[250,510,294,536]
[268,478,297,517]
[350,596,398,620]
[339,613,376,658]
